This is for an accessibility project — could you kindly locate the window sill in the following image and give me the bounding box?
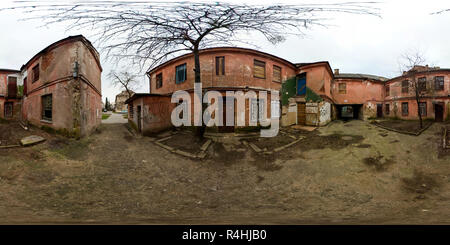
[40,119,53,124]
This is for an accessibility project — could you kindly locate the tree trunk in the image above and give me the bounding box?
[415,91,423,129]
[193,46,206,138]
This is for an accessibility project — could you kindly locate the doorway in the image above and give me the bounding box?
[4,102,13,118]
[297,102,306,125]
[435,102,444,122]
[137,105,142,132]
[219,96,235,133]
[377,104,383,118]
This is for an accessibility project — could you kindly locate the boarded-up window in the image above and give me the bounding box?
[402,102,408,116]
[32,64,40,82]
[385,104,390,115]
[273,65,281,83]
[419,102,427,116]
[42,94,52,121]
[215,56,225,75]
[338,83,346,94]
[253,60,266,79]
[418,77,426,92]
[435,76,444,91]
[385,85,390,96]
[175,63,187,84]
[402,80,409,93]
[7,76,17,98]
[156,73,163,89]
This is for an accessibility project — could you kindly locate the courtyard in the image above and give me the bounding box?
[0,119,449,224]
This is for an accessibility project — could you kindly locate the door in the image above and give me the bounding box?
[377,104,383,118]
[297,103,306,125]
[137,105,142,132]
[435,103,444,122]
[297,76,306,96]
[4,102,13,118]
[219,96,235,133]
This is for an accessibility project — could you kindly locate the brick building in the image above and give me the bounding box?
[0,69,22,120]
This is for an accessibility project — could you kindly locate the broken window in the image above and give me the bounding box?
[32,64,40,83]
[156,73,163,89]
[385,85,390,96]
[385,104,390,115]
[253,60,266,79]
[402,102,408,116]
[273,65,281,83]
[42,94,52,121]
[338,83,346,94]
[418,77,426,92]
[419,102,427,116]
[402,80,409,93]
[175,63,187,84]
[434,76,444,91]
[215,56,225,76]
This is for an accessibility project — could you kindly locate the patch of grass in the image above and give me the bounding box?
[50,138,92,161]
[102,114,111,120]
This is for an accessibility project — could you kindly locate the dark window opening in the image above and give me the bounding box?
[215,56,225,76]
[402,80,409,93]
[418,77,426,92]
[385,104,390,115]
[419,102,427,116]
[42,94,52,121]
[175,63,187,84]
[7,76,17,98]
[32,64,40,82]
[385,85,390,96]
[402,102,408,116]
[156,73,163,89]
[435,76,444,91]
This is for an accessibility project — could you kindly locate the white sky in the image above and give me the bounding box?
[1,0,450,103]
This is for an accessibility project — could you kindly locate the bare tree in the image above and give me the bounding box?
[108,71,137,98]
[5,1,379,135]
[398,50,434,128]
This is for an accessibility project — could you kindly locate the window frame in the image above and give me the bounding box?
[253,59,266,79]
[434,76,444,91]
[175,63,187,84]
[385,104,390,115]
[402,80,409,93]
[215,56,225,76]
[401,102,408,116]
[32,64,40,83]
[272,65,282,83]
[338,83,346,94]
[156,73,163,89]
[385,85,390,96]
[418,77,427,92]
[419,102,427,116]
[41,94,53,122]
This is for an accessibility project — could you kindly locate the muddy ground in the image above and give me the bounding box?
[374,119,433,134]
[0,120,449,224]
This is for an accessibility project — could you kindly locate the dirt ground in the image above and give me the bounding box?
[0,120,449,224]
[374,119,433,134]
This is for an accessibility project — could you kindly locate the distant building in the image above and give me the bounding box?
[115,90,134,112]
[0,69,22,120]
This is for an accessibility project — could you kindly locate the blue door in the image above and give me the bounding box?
[297,77,306,96]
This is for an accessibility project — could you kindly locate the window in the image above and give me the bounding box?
[23,77,27,95]
[156,73,163,89]
[7,76,17,98]
[435,76,444,91]
[273,65,281,83]
[338,83,346,94]
[385,104,390,115]
[385,85,390,96]
[402,102,408,116]
[250,98,265,122]
[32,64,40,82]
[418,77,426,92]
[215,56,225,75]
[253,60,266,79]
[175,63,187,84]
[271,100,280,118]
[41,94,52,121]
[129,103,133,119]
[419,102,427,116]
[402,80,409,93]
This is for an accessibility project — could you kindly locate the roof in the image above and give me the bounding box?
[385,68,450,83]
[147,46,297,74]
[335,73,388,82]
[0,68,20,73]
[20,35,102,72]
[125,93,171,104]
[295,61,334,78]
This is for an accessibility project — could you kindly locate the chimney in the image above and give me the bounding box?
[334,69,339,75]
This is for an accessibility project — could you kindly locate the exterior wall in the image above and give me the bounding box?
[332,78,385,105]
[149,48,297,95]
[21,36,102,137]
[0,70,22,120]
[384,71,450,120]
[128,96,175,134]
[299,64,333,99]
[115,91,132,112]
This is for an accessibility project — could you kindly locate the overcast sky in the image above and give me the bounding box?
[1,0,450,103]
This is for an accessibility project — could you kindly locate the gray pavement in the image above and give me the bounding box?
[102,112,128,124]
